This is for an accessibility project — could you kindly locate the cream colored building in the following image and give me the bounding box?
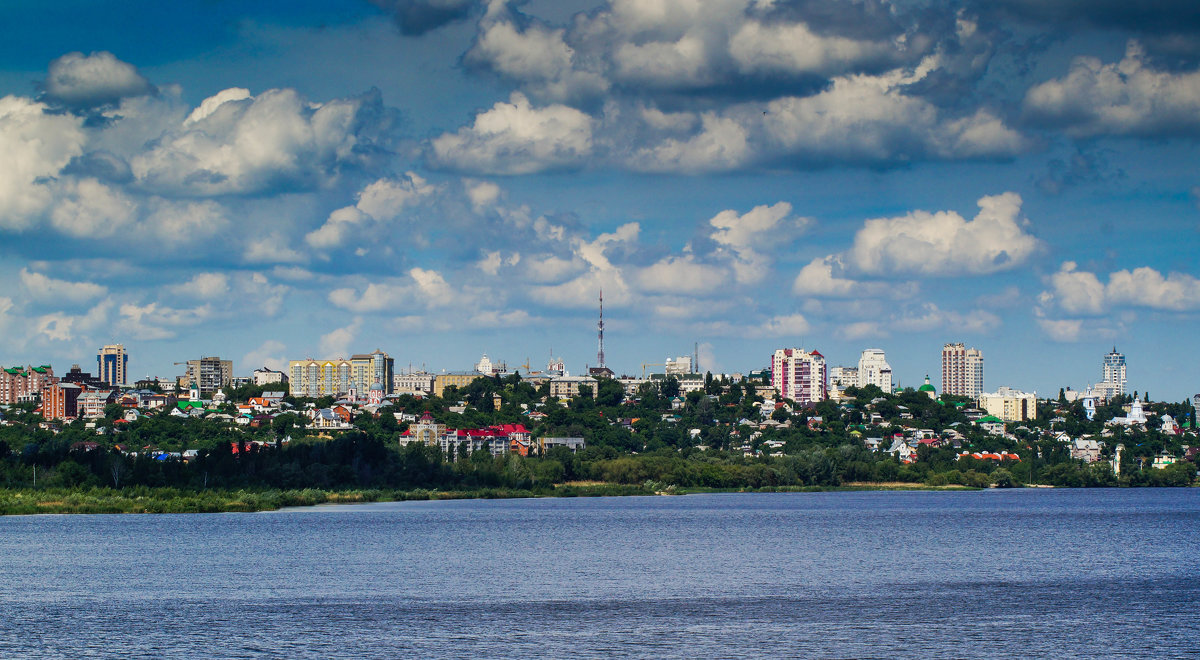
[399,411,446,447]
[549,375,597,399]
[394,371,436,396]
[978,386,1038,422]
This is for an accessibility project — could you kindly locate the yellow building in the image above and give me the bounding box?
[977,387,1038,422]
[433,372,485,398]
[288,349,393,398]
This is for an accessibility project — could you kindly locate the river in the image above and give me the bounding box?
[1,488,1196,658]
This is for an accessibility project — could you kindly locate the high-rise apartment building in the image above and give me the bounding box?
[857,349,892,392]
[770,348,827,406]
[829,366,858,388]
[827,365,858,401]
[1100,347,1126,397]
[97,344,128,388]
[288,349,394,398]
[181,356,234,397]
[941,343,983,398]
[0,365,57,404]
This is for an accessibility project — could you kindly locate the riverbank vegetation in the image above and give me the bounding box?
[0,374,1194,514]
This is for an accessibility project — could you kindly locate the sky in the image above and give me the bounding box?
[1,0,1198,400]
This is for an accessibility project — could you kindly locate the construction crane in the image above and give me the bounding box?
[641,362,665,379]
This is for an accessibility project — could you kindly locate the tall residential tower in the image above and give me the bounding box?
[771,348,827,406]
[181,356,234,397]
[1103,347,1126,394]
[857,349,892,392]
[97,344,128,388]
[941,343,983,398]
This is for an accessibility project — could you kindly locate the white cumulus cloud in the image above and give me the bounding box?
[1024,41,1200,138]
[0,96,86,229]
[1040,261,1200,315]
[431,92,594,174]
[43,51,152,107]
[19,270,108,305]
[132,87,393,195]
[849,192,1040,276]
[793,255,916,298]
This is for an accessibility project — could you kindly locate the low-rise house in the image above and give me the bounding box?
[1070,438,1103,463]
[247,397,279,413]
[887,436,917,464]
[976,415,1006,435]
[540,437,585,454]
[140,393,176,410]
[310,408,351,430]
[941,428,965,443]
[177,400,206,414]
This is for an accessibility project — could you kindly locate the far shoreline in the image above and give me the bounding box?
[0,482,1021,516]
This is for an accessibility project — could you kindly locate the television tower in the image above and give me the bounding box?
[597,290,605,369]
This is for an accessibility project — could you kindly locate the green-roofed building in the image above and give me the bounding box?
[918,375,937,400]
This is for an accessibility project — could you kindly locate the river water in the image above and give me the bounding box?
[0,488,1196,658]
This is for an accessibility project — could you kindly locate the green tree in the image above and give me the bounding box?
[596,378,624,407]
[272,413,304,440]
[104,403,124,421]
[659,377,680,398]
[991,468,1015,488]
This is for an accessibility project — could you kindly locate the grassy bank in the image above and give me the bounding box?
[672,483,981,495]
[0,481,984,514]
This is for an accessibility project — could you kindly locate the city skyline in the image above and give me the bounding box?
[0,1,1198,400]
[27,339,1174,407]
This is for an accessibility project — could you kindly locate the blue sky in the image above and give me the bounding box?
[1,0,1198,400]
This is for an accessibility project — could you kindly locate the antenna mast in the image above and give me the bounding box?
[597,290,606,368]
